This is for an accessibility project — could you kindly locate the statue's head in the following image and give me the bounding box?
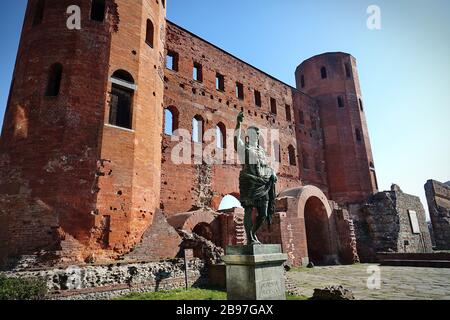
[247,126,260,147]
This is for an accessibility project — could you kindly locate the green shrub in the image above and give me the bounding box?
[0,274,48,300]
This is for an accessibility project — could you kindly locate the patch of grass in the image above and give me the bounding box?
[286,294,310,300]
[117,288,227,300]
[117,287,310,301]
[0,275,48,300]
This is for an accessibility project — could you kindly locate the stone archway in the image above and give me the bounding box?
[304,196,333,265]
[278,185,338,265]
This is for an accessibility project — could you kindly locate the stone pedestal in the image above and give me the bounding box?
[222,244,288,300]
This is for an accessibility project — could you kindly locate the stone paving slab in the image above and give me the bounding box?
[287,264,450,300]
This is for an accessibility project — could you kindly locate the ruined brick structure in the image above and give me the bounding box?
[425,180,450,250]
[1,0,429,268]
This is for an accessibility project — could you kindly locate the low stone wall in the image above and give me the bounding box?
[1,258,208,300]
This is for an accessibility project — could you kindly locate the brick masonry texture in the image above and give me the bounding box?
[0,0,434,270]
[1,258,207,300]
[425,180,450,250]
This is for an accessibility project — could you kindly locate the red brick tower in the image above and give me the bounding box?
[0,0,166,264]
[296,53,378,204]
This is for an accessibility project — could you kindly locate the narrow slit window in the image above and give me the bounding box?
[288,145,296,166]
[216,73,225,91]
[300,75,305,88]
[321,66,328,79]
[33,0,45,26]
[355,128,362,142]
[145,19,154,47]
[345,63,352,78]
[359,98,364,111]
[91,0,105,22]
[285,105,292,121]
[45,63,63,97]
[236,82,244,100]
[338,96,344,108]
[193,62,203,82]
[254,90,261,107]
[166,50,179,71]
[270,98,277,114]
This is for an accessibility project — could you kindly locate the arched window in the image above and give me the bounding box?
[302,151,310,169]
[90,0,105,22]
[45,63,63,97]
[288,145,296,166]
[320,66,328,79]
[192,115,204,143]
[359,98,364,111]
[33,0,45,26]
[338,96,344,108]
[273,141,281,163]
[109,70,135,129]
[164,106,179,136]
[216,122,226,149]
[145,19,154,48]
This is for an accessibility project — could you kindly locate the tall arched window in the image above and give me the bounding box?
[320,66,328,79]
[164,106,179,136]
[32,0,45,26]
[192,115,204,143]
[146,19,154,48]
[109,70,135,129]
[288,145,296,166]
[216,122,226,149]
[90,0,105,22]
[45,63,63,97]
[273,141,281,163]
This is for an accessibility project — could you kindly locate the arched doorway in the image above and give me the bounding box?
[304,196,333,265]
[218,194,242,210]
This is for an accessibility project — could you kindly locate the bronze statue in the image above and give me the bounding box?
[235,111,277,245]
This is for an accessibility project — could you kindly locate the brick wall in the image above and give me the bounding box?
[425,180,450,249]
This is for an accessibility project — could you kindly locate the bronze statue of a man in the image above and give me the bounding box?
[235,111,278,245]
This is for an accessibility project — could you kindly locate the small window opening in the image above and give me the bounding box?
[300,75,305,88]
[145,19,154,47]
[321,66,328,79]
[216,73,225,91]
[193,62,203,82]
[236,82,244,100]
[302,152,310,170]
[45,63,63,97]
[338,96,344,108]
[90,0,105,22]
[285,104,292,121]
[359,98,364,111]
[254,90,261,107]
[288,145,296,166]
[166,50,179,71]
[345,63,352,78]
[270,98,277,114]
[355,128,362,142]
[299,111,305,125]
[33,0,45,26]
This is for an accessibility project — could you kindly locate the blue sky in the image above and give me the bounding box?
[1,0,449,216]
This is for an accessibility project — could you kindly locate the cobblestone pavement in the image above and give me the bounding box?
[287,264,450,300]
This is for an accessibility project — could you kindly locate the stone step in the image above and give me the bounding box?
[380,259,450,268]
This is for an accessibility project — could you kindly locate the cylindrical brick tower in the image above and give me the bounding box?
[296,52,378,204]
[0,0,166,265]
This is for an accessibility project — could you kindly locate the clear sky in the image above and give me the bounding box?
[0,0,449,216]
